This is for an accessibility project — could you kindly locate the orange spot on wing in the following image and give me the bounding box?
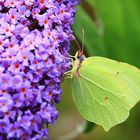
[104,96,109,101]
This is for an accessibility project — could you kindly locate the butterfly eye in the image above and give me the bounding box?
[77,50,83,58]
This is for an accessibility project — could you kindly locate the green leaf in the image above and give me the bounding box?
[84,121,96,133]
[71,56,140,131]
[74,1,140,67]
[89,0,140,66]
[73,5,106,56]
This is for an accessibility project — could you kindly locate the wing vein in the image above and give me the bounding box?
[78,79,86,105]
[81,74,129,110]
[82,78,106,105]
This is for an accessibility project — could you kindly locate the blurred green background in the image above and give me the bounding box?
[50,0,140,140]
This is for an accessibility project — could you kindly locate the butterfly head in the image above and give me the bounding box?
[73,29,85,62]
[75,50,86,62]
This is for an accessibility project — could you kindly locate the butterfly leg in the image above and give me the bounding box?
[61,70,73,81]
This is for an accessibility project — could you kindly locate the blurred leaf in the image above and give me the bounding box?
[84,121,96,133]
[74,0,140,67]
[73,5,106,56]
[90,0,140,67]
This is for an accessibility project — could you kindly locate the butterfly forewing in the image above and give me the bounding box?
[72,56,140,131]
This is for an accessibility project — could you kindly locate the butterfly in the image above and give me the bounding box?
[64,30,140,131]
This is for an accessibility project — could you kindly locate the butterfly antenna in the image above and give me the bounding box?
[82,29,85,53]
[71,44,77,52]
[72,35,81,51]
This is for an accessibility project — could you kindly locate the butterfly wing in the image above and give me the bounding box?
[71,56,140,131]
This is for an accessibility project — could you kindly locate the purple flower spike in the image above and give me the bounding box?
[0,0,78,139]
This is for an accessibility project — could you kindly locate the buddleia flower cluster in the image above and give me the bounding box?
[0,0,78,139]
